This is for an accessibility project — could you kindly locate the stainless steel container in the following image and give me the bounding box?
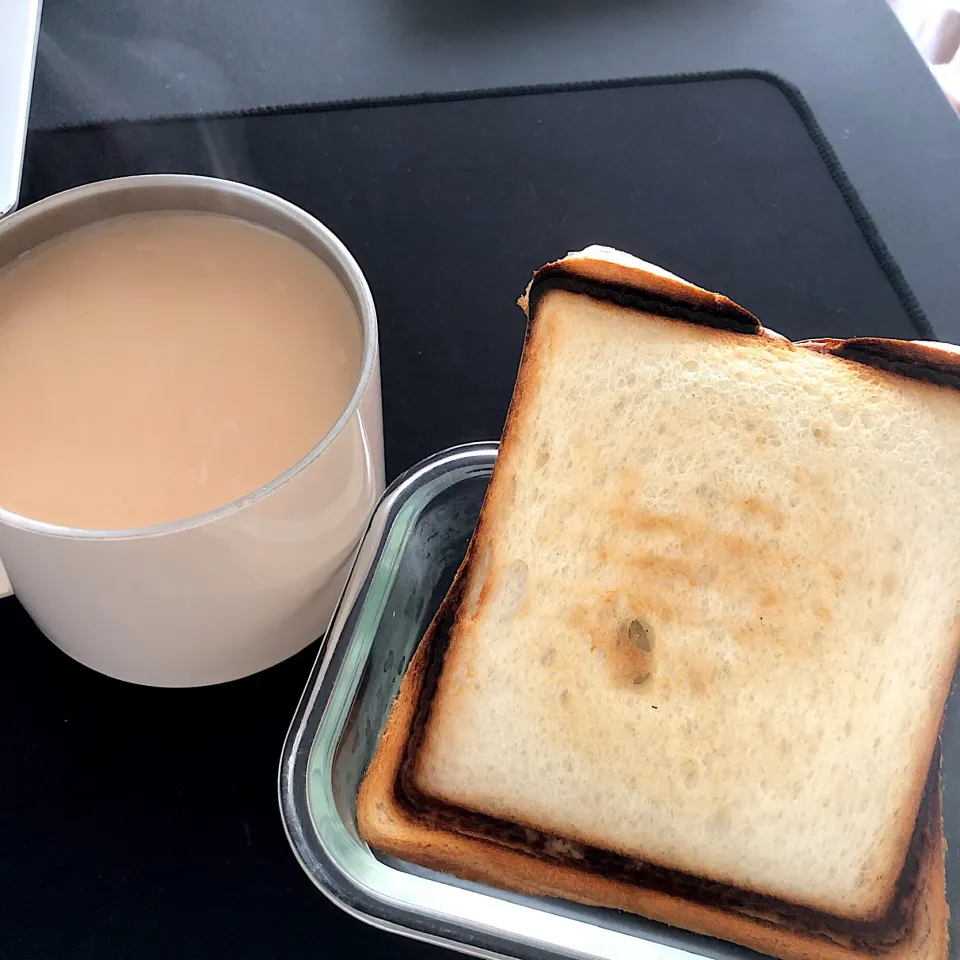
[279,442,960,960]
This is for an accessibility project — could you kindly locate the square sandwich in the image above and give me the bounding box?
[359,247,960,960]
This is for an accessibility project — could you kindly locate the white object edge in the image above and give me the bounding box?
[0,0,42,217]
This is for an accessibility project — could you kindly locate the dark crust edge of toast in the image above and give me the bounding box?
[357,264,956,959]
[527,266,764,336]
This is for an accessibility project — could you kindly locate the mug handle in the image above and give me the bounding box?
[0,558,12,598]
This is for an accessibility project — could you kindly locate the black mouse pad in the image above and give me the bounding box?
[21,72,930,480]
[5,74,946,960]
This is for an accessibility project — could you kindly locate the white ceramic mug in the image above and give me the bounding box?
[0,175,385,686]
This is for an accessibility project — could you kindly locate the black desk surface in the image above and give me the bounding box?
[0,75,950,958]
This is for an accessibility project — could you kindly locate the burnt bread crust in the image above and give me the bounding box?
[797,339,960,393]
[526,271,763,337]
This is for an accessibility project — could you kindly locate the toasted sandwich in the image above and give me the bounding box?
[358,247,960,960]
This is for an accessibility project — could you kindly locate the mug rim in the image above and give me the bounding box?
[0,174,379,541]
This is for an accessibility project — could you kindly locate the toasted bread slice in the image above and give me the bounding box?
[358,247,959,959]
